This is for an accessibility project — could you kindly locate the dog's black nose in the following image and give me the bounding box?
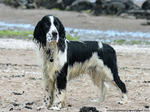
[52,31,57,37]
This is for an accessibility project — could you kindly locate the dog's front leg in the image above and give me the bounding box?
[49,73,67,111]
[43,79,54,108]
[37,69,54,110]
[41,63,54,109]
[49,88,66,111]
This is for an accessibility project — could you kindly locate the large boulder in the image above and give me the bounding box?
[67,0,95,12]
[93,0,140,16]
[79,106,99,112]
[4,0,20,8]
[127,0,150,19]
[142,0,150,10]
[62,0,75,8]
[36,0,64,9]
[4,0,37,9]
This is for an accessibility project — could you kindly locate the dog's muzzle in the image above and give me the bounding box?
[47,31,58,43]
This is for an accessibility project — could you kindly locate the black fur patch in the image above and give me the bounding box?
[56,63,68,90]
[67,41,99,66]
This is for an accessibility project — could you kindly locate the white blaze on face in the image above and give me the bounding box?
[98,41,103,49]
[46,16,59,43]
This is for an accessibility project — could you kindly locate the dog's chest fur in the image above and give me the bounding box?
[39,42,67,80]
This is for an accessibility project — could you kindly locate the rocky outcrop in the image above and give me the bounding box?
[128,0,150,19]
[93,0,140,16]
[4,0,37,9]
[2,0,150,19]
[142,0,150,10]
[66,0,95,11]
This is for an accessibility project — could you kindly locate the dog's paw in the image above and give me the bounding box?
[117,93,128,105]
[49,105,61,111]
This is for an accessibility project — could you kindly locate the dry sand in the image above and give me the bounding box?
[0,39,150,112]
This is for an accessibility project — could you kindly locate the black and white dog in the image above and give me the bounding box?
[33,15,128,110]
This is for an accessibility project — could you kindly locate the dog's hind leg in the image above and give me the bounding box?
[102,66,128,104]
[90,60,127,104]
[91,79,109,103]
[102,64,128,104]
[98,80,109,102]
[89,66,108,102]
[112,76,128,104]
[108,57,128,104]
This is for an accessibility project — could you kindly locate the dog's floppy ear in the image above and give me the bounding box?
[33,20,46,46]
[56,18,66,39]
[59,22,65,39]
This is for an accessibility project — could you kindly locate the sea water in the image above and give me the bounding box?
[0,21,150,43]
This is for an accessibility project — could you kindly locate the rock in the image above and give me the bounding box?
[120,13,136,19]
[4,0,36,9]
[4,0,20,8]
[25,102,34,105]
[93,0,140,16]
[106,2,126,15]
[145,105,149,108]
[12,103,19,107]
[11,102,20,107]
[143,81,150,83]
[25,106,32,110]
[26,2,37,9]
[68,104,72,107]
[29,77,37,80]
[79,106,99,112]
[68,0,95,12]
[142,0,150,10]
[36,0,64,9]
[128,10,150,19]
[9,108,13,111]
[2,0,150,19]
[62,0,75,8]
[12,91,24,95]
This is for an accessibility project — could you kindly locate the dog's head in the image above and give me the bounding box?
[33,15,65,46]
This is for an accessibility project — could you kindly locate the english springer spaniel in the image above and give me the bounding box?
[33,15,128,110]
